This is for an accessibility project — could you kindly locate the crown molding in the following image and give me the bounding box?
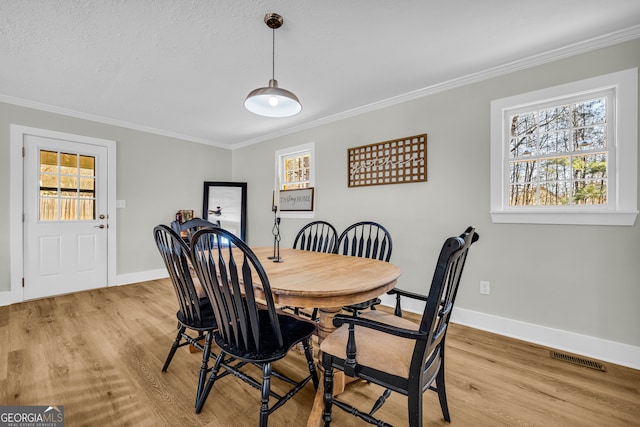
[0,94,229,149]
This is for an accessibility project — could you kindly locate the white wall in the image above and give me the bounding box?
[232,39,640,365]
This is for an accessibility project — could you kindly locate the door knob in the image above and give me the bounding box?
[94,224,105,229]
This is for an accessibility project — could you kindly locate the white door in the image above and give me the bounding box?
[23,135,109,300]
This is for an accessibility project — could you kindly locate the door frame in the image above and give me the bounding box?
[9,125,117,303]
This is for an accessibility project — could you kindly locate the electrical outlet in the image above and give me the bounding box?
[480,281,490,295]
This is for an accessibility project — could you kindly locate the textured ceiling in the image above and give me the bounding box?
[1,0,640,149]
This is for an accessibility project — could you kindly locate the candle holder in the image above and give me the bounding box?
[268,206,283,262]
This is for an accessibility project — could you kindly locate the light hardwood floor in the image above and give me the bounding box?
[1,279,638,426]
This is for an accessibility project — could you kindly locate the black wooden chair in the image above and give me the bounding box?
[321,226,479,426]
[153,224,218,408]
[170,217,218,242]
[287,220,339,320]
[335,221,393,315]
[190,227,319,425]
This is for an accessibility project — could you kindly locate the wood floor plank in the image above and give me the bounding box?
[1,279,638,426]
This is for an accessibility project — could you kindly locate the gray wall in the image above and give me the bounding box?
[232,39,640,348]
[0,103,232,287]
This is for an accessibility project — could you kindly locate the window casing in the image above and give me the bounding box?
[275,142,315,218]
[490,68,638,226]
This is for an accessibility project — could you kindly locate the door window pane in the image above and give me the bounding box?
[80,200,95,220]
[79,155,95,175]
[61,176,78,192]
[79,178,95,196]
[39,197,58,221]
[60,152,78,175]
[40,150,58,173]
[40,173,58,189]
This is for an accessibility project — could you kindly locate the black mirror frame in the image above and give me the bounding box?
[202,181,247,241]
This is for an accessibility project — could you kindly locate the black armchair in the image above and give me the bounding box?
[321,227,479,426]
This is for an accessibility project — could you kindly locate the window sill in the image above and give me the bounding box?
[490,210,638,226]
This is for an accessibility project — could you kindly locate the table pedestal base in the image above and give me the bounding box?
[306,307,353,427]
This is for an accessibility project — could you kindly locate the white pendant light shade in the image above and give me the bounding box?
[245,79,302,117]
[245,13,302,118]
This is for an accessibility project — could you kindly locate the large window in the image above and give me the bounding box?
[490,68,637,226]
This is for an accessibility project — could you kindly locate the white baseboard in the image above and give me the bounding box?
[114,269,168,286]
[378,294,640,370]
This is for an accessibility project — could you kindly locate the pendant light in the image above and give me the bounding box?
[244,13,302,117]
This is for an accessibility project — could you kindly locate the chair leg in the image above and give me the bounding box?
[162,325,186,372]
[407,383,423,427]
[260,362,272,427]
[369,389,391,416]
[195,352,224,414]
[435,367,450,422]
[195,331,213,407]
[302,338,319,389]
[322,356,334,426]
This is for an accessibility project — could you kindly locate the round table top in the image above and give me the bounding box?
[251,247,402,309]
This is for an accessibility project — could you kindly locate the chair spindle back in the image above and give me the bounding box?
[293,220,338,253]
[190,228,283,354]
[336,221,392,261]
[153,225,205,326]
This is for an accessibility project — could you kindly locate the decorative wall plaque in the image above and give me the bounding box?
[274,187,315,211]
[347,134,427,187]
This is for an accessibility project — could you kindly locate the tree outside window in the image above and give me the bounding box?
[508,97,608,207]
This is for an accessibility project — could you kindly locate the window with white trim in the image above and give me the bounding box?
[275,142,315,218]
[490,68,638,226]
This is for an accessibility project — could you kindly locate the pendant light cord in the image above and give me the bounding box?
[271,28,276,81]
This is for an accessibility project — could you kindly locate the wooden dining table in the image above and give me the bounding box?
[249,246,402,427]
